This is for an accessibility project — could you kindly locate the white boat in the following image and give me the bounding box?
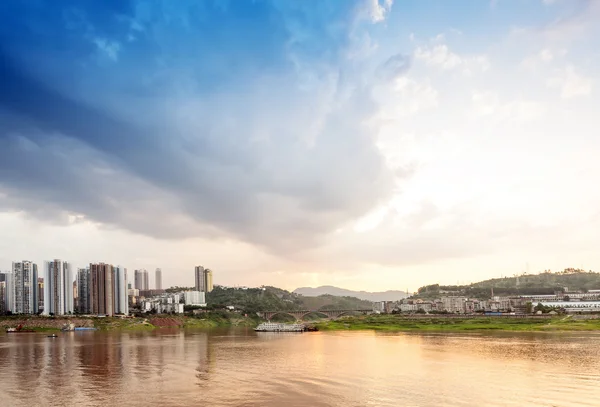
[254,322,305,332]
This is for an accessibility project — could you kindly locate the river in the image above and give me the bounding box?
[0,328,599,406]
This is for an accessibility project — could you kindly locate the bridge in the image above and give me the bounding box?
[257,309,373,321]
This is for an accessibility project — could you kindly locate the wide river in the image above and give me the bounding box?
[1,328,599,406]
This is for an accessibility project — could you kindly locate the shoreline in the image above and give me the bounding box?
[0,314,257,332]
[313,315,600,332]
[3,314,600,333]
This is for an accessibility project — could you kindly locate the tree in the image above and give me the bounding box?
[525,302,533,314]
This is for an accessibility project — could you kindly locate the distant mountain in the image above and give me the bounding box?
[293,286,408,302]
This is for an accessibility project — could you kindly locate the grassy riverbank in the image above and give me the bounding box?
[0,313,258,332]
[313,315,600,332]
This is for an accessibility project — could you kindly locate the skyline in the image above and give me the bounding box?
[0,0,599,292]
[0,256,591,292]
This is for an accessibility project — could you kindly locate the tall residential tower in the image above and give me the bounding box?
[155,268,162,290]
[90,263,114,316]
[12,261,38,314]
[114,266,128,315]
[194,266,214,293]
[76,268,91,314]
[134,269,149,291]
[43,260,74,315]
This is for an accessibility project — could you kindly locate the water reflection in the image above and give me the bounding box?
[193,331,210,382]
[0,330,599,407]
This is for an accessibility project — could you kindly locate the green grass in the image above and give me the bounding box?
[314,315,600,332]
[1,314,259,332]
[92,317,155,331]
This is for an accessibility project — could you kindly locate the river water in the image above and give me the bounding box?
[0,328,599,406]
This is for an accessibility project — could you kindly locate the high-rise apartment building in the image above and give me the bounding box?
[204,268,213,292]
[90,263,114,316]
[194,266,204,291]
[134,269,149,291]
[76,268,91,314]
[43,260,74,315]
[0,273,8,314]
[155,268,162,290]
[194,266,214,293]
[114,266,128,315]
[0,272,14,313]
[0,281,6,314]
[12,261,38,314]
[38,278,44,312]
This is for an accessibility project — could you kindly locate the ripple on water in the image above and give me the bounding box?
[1,330,600,407]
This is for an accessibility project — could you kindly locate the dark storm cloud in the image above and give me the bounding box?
[0,0,398,252]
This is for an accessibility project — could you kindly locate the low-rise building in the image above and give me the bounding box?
[184,291,206,306]
[441,297,466,313]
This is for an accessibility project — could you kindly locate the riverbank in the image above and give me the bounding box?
[314,315,600,332]
[0,313,258,332]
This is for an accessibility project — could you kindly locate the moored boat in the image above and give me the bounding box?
[254,322,305,332]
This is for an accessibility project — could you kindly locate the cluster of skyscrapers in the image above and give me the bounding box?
[0,262,215,316]
[0,261,168,316]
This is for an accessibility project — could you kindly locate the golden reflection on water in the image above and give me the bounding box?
[1,329,599,407]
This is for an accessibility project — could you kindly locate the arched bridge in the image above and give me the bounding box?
[257,309,373,321]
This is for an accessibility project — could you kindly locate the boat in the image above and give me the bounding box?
[47,334,58,338]
[74,327,97,331]
[254,322,305,332]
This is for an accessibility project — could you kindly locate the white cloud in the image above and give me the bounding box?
[364,0,394,23]
[94,38,120,61]
[374,76,439,119]
[521,48,567,70]
[463,55,490,75]
[547,65,592,98]
[415,44,462,69]
[414,44,489,74]
[540,48,554,61]
[472,91,546,121]
[472,91,499,116]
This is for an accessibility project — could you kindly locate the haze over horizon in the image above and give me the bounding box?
[0,0,599,292]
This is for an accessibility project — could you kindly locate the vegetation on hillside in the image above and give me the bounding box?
[206,286,299,314]
[414,269,600,299]
[205,286,372,315]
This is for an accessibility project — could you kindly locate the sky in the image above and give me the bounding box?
[0,0,599,292]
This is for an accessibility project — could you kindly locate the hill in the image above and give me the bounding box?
[294,285,408,302]
[414,268,600,299]
[205,285,372,314]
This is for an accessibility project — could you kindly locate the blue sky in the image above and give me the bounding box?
[0,0,598,291]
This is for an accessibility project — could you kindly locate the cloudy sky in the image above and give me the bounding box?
[0,0,598,292]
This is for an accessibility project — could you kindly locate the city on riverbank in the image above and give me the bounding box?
[3,263,600,333]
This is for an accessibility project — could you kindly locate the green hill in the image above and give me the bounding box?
[205,285,372,314]
[415,268,600,299]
